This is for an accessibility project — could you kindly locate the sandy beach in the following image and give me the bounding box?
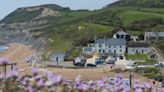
[0,43,161,87]
[0,43,35,74]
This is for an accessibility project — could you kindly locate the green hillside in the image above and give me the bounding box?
[108,0,164,8]
[0,1,164,59]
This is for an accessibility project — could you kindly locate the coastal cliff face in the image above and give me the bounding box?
[0,4,70,48]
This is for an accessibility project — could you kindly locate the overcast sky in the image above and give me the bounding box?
[0,0,118,20]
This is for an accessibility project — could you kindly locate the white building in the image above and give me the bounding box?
[127,42,150,54]
[83,47,94,55]
[145,32,164,42]
[113,31,131,41]
[94,38,126,55]
[50,52,65,63]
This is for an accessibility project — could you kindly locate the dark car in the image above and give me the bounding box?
[95,60,103,65]
[119,56,124,59]
[87,64,96,67]
[154,76,163,82]
[162,82,164,87]
[106,60,115,64]
[73,60,85,66]
[74,62,85,66]
[95,58,104,65]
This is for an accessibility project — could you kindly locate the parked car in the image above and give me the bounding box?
[155,62,164,67]
[154,76,163,82]
[95,58,104,65]
[119,55,124,59]
[106,60,115,64]
[73,56,86,66]
[106,56,116,64]
[162,81,164,87]
[74,62,85,66]
[87,64,96,67]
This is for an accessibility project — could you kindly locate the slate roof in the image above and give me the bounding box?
[84,47,92,51]
[128,41,150,47]
[105,38,126,45]
[95,39,105,43]
[145,32,164,37]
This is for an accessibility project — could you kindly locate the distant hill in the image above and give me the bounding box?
[0,4,70,23]
[107,0,164,8]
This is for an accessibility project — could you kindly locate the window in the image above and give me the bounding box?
[114,50,116,54]
[56,57,58,61]
[109,46,111,48]
[114,46,116,48]
[99,50,101,52]
[120,50,122,52]
[103,50,105,54]
[142,49,144,53]
[120,46,122,48]
[99,44,101,47]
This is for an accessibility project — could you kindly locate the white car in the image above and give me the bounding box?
[155,62,164,67]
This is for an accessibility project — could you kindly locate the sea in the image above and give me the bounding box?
[0,42,8,52]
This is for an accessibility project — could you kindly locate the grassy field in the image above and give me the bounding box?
[140,8,164,13]
[49,34,72,52]
[136,60,157,65]
[125,54,157,65]
[79,22,114,33]
[125,54,149,60]
[122,9,164,25]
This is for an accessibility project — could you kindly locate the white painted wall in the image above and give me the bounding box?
[128,47,150,54]
[95,43,106,54]
[106,45,126,54]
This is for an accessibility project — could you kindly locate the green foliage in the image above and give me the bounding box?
[79,22,113,33]
[128,17,163,30]
[108,0,164,8]
[140,67,160,79]
[156,42,164,55]
[1,8,42,23]
[66,48,82,61]
[49,34,72,52]
[126,54,157,65]
[122,10,164,25]
[136,60,157,65]
[85,10,123,27]
[125,54,149,60]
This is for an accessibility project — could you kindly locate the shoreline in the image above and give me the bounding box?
[0,43,36,74]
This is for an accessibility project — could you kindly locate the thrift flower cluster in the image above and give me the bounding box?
[0,58,164,92]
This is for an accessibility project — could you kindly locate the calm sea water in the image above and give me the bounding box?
[0,46,8,52]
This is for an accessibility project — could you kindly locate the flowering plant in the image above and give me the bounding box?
[0,68,163,92]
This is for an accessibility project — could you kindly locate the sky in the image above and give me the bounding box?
[0,0,118,20]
